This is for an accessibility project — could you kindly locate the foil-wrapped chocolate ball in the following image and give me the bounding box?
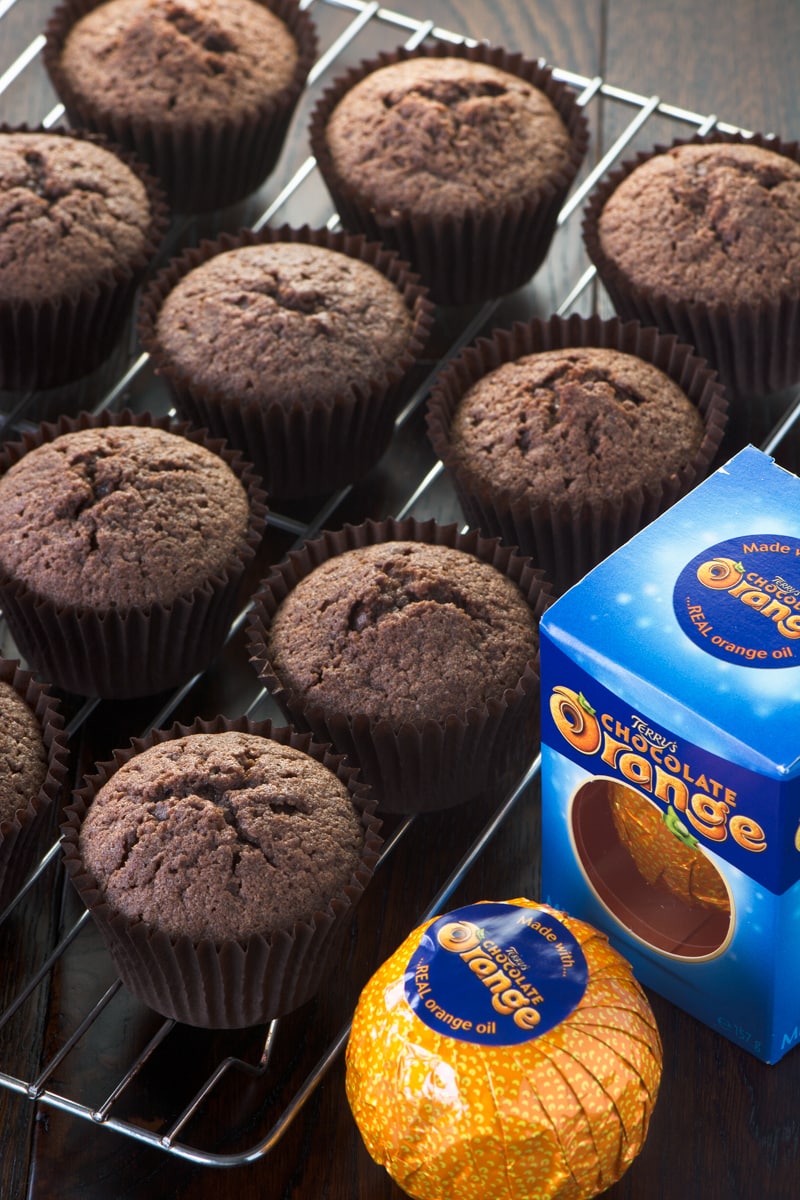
[346,897,662,1200]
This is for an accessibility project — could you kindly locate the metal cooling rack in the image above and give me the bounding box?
[1,0,799,1169]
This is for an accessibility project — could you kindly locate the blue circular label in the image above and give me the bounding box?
[674,535,800,669]
[403,902,589,1046]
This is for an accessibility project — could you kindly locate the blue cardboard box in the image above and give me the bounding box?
[540,445,800,1063]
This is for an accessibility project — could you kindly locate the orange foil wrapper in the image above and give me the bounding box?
[608,781,731,913]
[345,897,662,1200]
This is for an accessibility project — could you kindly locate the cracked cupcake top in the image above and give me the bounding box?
[597,141,800,306]
[0,682,47,825]
[324,56,573,218]
[58,0,299,124]
[79,731,365,941]
[444,347,705,508]
[266,541,538,725]
[153,242,414,403]
[0,425,250,610]
[0,131,152,304]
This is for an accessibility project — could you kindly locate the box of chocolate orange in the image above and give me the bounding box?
[540,445,800,1063]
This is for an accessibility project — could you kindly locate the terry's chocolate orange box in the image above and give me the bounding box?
[540,445,800,1063]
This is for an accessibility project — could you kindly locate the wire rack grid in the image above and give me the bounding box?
[1,0,797,1173]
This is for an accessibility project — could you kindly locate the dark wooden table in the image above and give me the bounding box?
[2,1,800,1197]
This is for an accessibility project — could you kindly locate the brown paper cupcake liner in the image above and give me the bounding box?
[246,518,551,814]
[308,42,590,307]
[137,225,436,499]
[425,314,728,597]
[0,124,169,392]
[44,0,317,213]
[0,410,268,700]
[60,715,382,1027]
[0,659,70,911]
[582,130,800,403]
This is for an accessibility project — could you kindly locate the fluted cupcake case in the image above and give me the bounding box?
[137,225,435,500]
[426,313,728,597]
[582,130,800,404]
[43,0,317,213]
[246,517,551,814]
[0,124,169,391]
[0,410,268,700]
[309,41,590,306]
[61,716,383,1028]
[0,659,70,911]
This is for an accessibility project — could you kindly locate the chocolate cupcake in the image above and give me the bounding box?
[44,0,317,212]
[309,42,589,305]
[0,411,267,699]
[246,519,550,813]
[426,314,728,595]
[0,125,168,390]
[582,132,800,401]
[138,226,435,499]
[61,716,382,1027]
[0,659,69,911]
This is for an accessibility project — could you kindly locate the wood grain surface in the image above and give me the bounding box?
[1,1,799,1198]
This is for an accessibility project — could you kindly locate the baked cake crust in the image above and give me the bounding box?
[0,681,47,825]
[596,141,800,307]
[153,242,414,404]
[57,0,299,125]
[0,425,250,610]
[79,731,366,941]
[266,540,539,725]
[444,346,705,508]
[324,55,573,220]
[0,130,152,304]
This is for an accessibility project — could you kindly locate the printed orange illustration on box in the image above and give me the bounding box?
[541,446,800,1063]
